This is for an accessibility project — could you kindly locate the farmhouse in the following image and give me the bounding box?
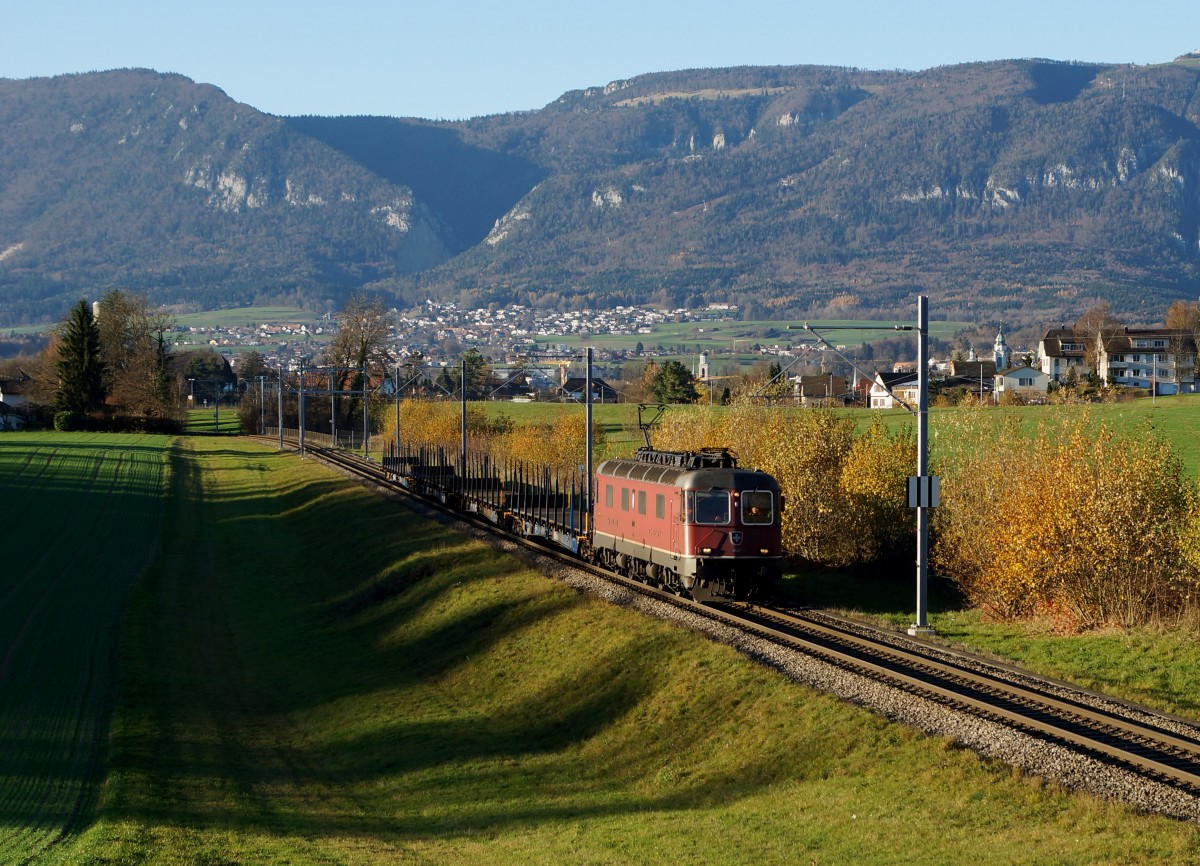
[0,370,31,410]
[0,400,24,430]
[1037,328,1090,383]
[994,365,1050,400]
[791,374,849,406]
[869,371,918,409]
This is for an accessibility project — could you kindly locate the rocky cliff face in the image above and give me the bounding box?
[0,70,450,321]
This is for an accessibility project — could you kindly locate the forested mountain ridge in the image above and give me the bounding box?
[382,59,1200,324]
[0,69,451,322]
[2,59,1199,325]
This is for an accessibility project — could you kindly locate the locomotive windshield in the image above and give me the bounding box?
[741,490,774,524]
[687,489,731,525]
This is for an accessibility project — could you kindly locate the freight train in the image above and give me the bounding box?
[384,444,783,601]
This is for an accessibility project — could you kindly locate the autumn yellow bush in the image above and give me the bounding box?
[378,399,604,481]
[932,409,1200,628]
[841,417,916,562]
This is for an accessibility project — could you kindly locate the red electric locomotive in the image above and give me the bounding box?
[589,447,783,600]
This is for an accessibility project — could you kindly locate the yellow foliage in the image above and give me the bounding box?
[841,417,916,562]
[933,410,1199,628]
[377,400,604,480]
[489,413,604,475]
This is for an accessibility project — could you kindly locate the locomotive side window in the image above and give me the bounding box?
[655,493,665,519]
[741,490,774,524]
[637,490,647,515]
[693,490,731,525]
[621,488,630,511]
[605,484,613,508]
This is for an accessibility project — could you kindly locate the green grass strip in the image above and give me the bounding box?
[31,437,1196,864]
[0,433,169,864]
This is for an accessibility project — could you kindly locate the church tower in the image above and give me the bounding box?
[993,324,1012,370]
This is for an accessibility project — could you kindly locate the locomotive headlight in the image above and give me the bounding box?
[760,548,769,555]
[700,547,713,555]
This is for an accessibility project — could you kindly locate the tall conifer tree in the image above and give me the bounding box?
[55,299,107,413]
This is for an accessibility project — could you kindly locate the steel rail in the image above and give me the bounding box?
[710,603,1200,789]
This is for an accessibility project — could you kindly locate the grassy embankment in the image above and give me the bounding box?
[182,407,241,434]
[3,433,1199,864]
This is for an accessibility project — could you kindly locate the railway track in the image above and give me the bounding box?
[279,438,1200,815]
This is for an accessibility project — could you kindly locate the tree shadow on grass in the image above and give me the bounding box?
[85,438,862,849]
[777,549,966,619]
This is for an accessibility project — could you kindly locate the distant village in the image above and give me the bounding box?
[2,300,1195,430]
[170,302,732,362]
[170,299,1199,409]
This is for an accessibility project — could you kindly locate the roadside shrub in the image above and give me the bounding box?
[491,413,605,476]
[377,399,492,449]
[933,409,1199,628]
[376,400,604,493]
[54,410,87,431]
[840,417,916,562]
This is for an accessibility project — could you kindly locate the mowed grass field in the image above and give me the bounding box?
[0,433,171,864]
[1,436,1198,862]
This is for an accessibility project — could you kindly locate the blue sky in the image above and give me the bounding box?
[4,1,1196,120]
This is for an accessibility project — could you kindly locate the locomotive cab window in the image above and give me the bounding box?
[605,484,613,508]
[688,489,731,525]
[741,490,774,524]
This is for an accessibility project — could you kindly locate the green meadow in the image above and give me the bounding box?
[170,306,321,329]
[2,433,1199,864]
[0,434,170,864]
[479,394,1200,476]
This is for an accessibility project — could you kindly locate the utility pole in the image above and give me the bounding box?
[394,360,402,460]
[910,296,935,636]
[331,365,338,448]
[298,357,306,458]
[585,347,594,520]
[460,357,468,475]
[277,362,284,451]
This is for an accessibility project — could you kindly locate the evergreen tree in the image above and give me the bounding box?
[461,348,492,398]
[55,299,107,413]
[650,360,700,404]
